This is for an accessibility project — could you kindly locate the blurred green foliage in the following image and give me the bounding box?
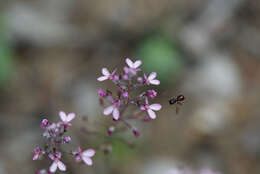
[0,15,14,87]
[109,139,137,165]
[136,34,183,85]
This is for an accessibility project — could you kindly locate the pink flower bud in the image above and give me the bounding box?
[137,77,143,83]
[107,126,115,136]
[41,119,49,129]
[98,89,106,97]
[133,129,140,137]
[122,74,129,80]
[143,116,151,121]
[113,75,119,81]
[147,89,157,99]
[64,136,71,143]
[122,91,128,98]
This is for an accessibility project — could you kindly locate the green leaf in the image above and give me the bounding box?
[136,35,183,85]
[109,139,137,165]
[0,14,14,86]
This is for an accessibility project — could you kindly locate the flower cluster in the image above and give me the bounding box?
[33,57,164,173]
[98,58,162,136]
[33,111,95,173]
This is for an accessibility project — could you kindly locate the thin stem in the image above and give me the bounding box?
[120,118,133,130]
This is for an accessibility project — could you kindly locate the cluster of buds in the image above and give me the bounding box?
[33,111,95,173]
[97,58,162,136]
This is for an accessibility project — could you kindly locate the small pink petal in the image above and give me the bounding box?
[49,162,58,173]
[82,149,95,157]
[140,105,146,111]
[150,79,160,85]
[102,68,110,76]
[59,111,67,122]
[56,152,62,159]
[126,58,134,68]
[48,154,55,160]
[103,105,114,115]
[66,113,75,122]
[149,104,162,111]
[82,156,93,166]
[113,108,120,120]
[75,155,81,161]
[97,76,108,81]
[148,72,157,80]
[123,66,129,74]
[57,161,66,171]
[133,60,142,68]
[143,73,147,79]
[145,97,149,105]
[33,154,39,160]
[147,109,156,119]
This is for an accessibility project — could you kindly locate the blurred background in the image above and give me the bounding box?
[0,0,260,173]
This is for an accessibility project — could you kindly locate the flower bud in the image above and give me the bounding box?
[107,126,115,136]
[64,136,71,143]
[133,129,140,137]
[143,116,151,121]
[147,89,157,99]
[137,77,143,83]
[41,119,49,130]
[122,91,128,98]
[98,89,106,97]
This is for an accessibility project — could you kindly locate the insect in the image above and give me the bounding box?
[169,95,185,114]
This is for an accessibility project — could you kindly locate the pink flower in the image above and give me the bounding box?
[147,89,157,99]
[59,111,75,127]
[124,58,142,76]
[126,58,142,69]
[97,68,117,81]
[41,119,49,130]
[48,152,66,173]
[140,98,162,119]
[73,147,95,166]
[144,72,160,85]
[32,147,44,160]
[103,100,120,120]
